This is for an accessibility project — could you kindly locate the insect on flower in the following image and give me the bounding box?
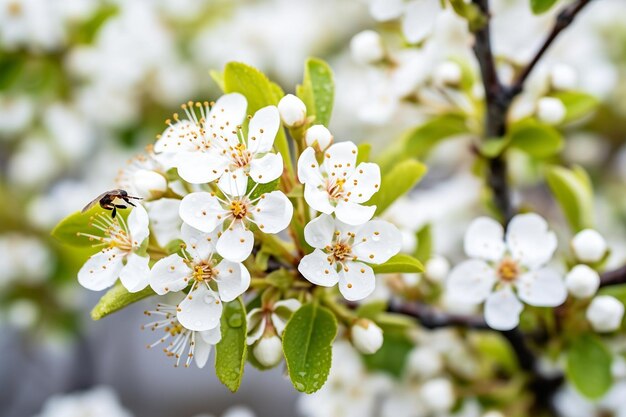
[81,189,143,219]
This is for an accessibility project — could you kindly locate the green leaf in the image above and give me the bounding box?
[296,58,334,127]
[90,282,156,320]
[283,303,337,393]
[356,300,388,319]
[247,177,280,200]
[372,254,424,274]
[215,298,248,392]
[530,0,559,14]
[551,91,599,123]
[599,284,626,305]
[480,137,511,158]
[414,224,433,263]
[566,334,613,399]
[508,119,563,158]
[223,62,292,173]
[265,269,294,291]
[209,69,225,91]
[362,332,413,377]
[370,159,427,215]
[449,0,487,31]
[545,165,594,232]
[357,143,371,165]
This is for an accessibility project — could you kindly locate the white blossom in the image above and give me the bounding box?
[536,97,566,125]
[33,386,132,417]
[425,255,450,284]
[350,30,385,64]
[304,124,334,151]
[278,94,307,127]
[247,299,301,345]
[586,295,624,333]
[253,334,283,367]
[565,264,600,298]
[351,319,383,354]
[571,229,607,263]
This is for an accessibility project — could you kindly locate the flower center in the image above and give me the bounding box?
[230,143,252,168]
[166,323,185,336]
[331,242,352,262]
[192,261,215,282]
[325,177,346,200]
[497,258,519,282]
[229,199,248,219]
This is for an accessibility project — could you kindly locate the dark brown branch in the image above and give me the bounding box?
[388,300,488,329]
[600,264,626,287]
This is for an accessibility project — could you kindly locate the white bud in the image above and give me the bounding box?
[536,97,566,125]
[483,412,505,417]
[419,378,455,413]
[278,94,307,127]
[425,255,450,284]
[586,295,625,333]
[350,30,385,65]
[7,300,39,330]
[253,335,283,367]
[400,229,417,253]
[433,61,462,87]
[304,125,333,150]
[351,319,383,355]
[572,229,607,263]
[132,169,167,201]
[565,264,600,298]
[407,346,443,379]
[550,64,578,91]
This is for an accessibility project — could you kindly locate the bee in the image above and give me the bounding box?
[82,189,142,219]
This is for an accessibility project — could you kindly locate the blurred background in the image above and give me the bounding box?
[1,0,626,416]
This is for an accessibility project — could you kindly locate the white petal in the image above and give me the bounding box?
[200,325,222,344]
[271,299,302,336]
[304,184,334,214]
[446,259,497,304]
[216,223,254,262]
[217,167,248,197]
[247,309,266,344]
[516,268,567,307]
[484,287,524,331]
[402,0,440,44]
[322,141,358,178]
[270,313,289,336]
[207,93,247,148]
[193,336,213,369]
[252,191,293,234]
[303,214,336,249]
[181,223,217,262]
[247,105,280,154]
[179,192,228,233]
[344,162,381,203]
[215,260,250,302]
[77,248,125,291]
[338,261,375,301]
[175,151,229,184]
[352,220,402,264]
[506,213,557,269]
[369,0,404,21]
[298,249,338,287]
[297,147,323,186]
[149,254,191,295]
[146,198,182,247]
[177,285,223,331]
[119,253,150,293]
[464,217,506,262]
[155,120,200,154]
[335,200,375,226]
[274,299,302,312]
[249,153,283,184]
[127,204,149,247]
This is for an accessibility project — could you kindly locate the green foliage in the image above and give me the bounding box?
[551,91,599,124]
[52,206,127,248]
[449,0,488,31]
[215,298,248,392]
[90,282,155,320]
[414,224,433,263]
[480,137,510,158]
[566,334,613,399]
[355,300,388,320]
[296,58,334,127]
[546,165,594,232]
[599,284,626,305]
[283,303,337,393]
[371,254,424,274]
[247,177,280,200]
[508,119,563,158]
[362,332,413,377]
[530,0,559,14]
[470,332,518,374]
[265,269,294,291]
[370,159,427,215]
[357,143,372,164]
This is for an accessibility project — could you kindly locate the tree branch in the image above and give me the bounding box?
[388,299,488,329]
[600,264,626,287]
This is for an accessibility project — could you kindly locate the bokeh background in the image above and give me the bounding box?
[1,0,626,416]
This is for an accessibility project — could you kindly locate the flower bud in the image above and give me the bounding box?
[550,64,577,91]
[304,125,333,151]
[407,346,443,379]
[350,30,385,64]
[483,412,505,417]
[536,97,566,125]
[425,255,450,284]
[278,94,307,127]
[571,229,607,263]
[433,61,462,87]
[419,378,455,412]
[253,335,283,367]
[565,264,600,298]
[351,319,383,355]
[132,169,167,201]
[586,295,624,333]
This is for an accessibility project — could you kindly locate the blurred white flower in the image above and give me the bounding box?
[368,0,442,44]
[571,229,608,263]
[565,264,600,299]
[586,295,624,333]
[0,94,34,137]
[351,319,384,354]
[425,255,450,284]
[33,386,132,417]
[350,30,385,65]
[536,97,566,125]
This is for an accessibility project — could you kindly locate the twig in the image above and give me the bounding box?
[600,264,626,287]
[388,299,488,329]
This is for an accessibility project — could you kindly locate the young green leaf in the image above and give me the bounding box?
[546,165,594,232]
[296,58,334,127]
[566,334,613,399]
[90,281,156,320]
[530,0,558,14]
[414,224,433,263]
[357,143,371,164]
[371,254,424,274]
[551,91,599,123]
[215,298,248,392]
[362,332,413,377]
[370,159,427,215]
[283,303,337,393]
[508,119,563,158]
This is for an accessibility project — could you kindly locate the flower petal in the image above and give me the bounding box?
[181,223,217,262]
[175,151,229,184]
[369,0,404,21]
[335,200,375,226]
[207,93,247,148]
[303,214,336,249]
[146,198,182,247]
[200,325,222,344]
[464,217,506,262]
[446,259,497,304]
[149,254,191,295]
[154,120,199,154]
[352,219,402,264]
[216,223,254,262]
[506,213,557,269]
[516,268,567,307]
[127,204,149,246]
[177,285,223,331]
[252,191,293,234]
[338,261,375,301]
[217,167,248,197]
[247,309,266,345]
[215,259,251,302]
[484,287,524,331]
[297,147,323,186]
[249,152,283,184]
[322,141,358,178]
[247,105,280,154]
[298,249,338,287]
[402,0,440,44]
[304,183,334,214]
[344,162,381,203]
[119,252,150,293]
[193,336,213,369]
[179,192,228,233]
[77,248,125,291]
